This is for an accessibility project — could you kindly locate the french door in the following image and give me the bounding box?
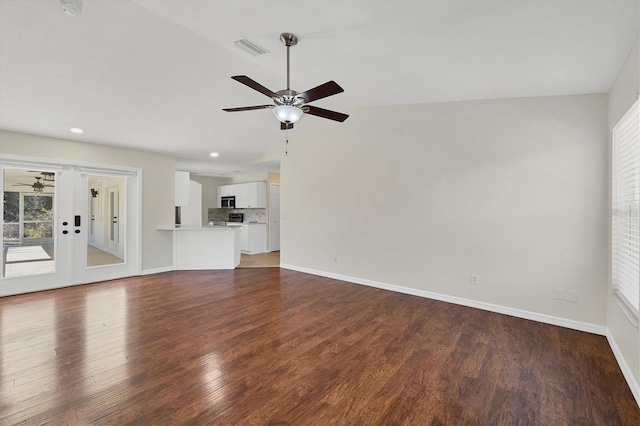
[1,160,140,296]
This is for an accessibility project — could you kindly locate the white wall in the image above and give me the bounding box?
[191,175,228,225]
[607,36,640,397]
[227,172,269,184]
[282,94,608,326]
[0,130,175,271]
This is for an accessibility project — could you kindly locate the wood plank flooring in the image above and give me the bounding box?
[1,269,638,425]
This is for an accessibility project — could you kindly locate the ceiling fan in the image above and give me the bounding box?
[223,33,349,130]
[13,177,55,193]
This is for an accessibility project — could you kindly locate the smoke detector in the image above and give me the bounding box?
[60,0,82,17]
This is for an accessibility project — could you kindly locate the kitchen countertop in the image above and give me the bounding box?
[157,225,237,231]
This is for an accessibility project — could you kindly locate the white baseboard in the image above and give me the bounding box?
[141,266,174,275]
[280,264,607,335]
[606,330,640,407]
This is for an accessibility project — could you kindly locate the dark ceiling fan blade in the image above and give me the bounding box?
[305,105,349,122]
[297,81,344,103]
[280,122,294,130]
[223,105,273,112]
[231,76,278,99]
[13,183,33,186]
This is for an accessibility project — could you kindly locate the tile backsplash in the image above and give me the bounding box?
[208,208,267,223]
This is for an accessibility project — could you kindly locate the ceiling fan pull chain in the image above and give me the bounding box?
[285,129,289,156]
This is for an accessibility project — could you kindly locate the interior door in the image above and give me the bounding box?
[1,161,140,296]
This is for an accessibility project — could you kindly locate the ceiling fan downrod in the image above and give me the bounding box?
[280,33,298,91]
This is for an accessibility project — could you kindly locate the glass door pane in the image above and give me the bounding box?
[86,175,125,268]
[2,169,56,278]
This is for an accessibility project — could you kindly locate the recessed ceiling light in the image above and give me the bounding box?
[60,0,83,17]
[70,128,83,134]
[210,152,219,157]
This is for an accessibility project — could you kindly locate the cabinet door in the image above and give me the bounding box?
[219,185,234,197]
[244,183,258,208]
[242,182,266,208]
[234,183,248,208]
[255,182,267,208]
[248,223,267,254]
[240,224,249,251]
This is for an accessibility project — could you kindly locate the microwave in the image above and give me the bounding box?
[221,195,235,208]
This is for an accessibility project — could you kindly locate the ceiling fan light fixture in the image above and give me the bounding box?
[273,105,303,124]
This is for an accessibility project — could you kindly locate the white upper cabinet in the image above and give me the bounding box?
[239,182,266,208]
[217,182,266,208]
[219,185,235,197]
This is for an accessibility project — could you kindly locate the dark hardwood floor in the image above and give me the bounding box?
[1,269,638,425]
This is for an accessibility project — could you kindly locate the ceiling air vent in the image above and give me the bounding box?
[234,38,270,56]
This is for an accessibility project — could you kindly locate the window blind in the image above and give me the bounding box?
[612,99,640,321]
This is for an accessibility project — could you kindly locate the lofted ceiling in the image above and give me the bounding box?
[0,0,638,176]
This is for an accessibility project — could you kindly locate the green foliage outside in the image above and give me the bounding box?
[3,192,54,240]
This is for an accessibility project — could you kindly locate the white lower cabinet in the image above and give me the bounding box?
[240,224,249,252]
[240,223,267,254]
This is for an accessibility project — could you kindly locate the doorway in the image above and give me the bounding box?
[1,161,140,297]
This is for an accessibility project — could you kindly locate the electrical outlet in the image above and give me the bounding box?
[470,274,479,285]
[553,287,577,303]
[553,287,565,301]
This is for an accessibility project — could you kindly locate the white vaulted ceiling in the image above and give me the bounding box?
[0,0,638,175]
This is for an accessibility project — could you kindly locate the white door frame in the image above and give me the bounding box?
[269,183,280,252]
[0,154,142,296]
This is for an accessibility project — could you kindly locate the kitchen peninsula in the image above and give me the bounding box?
[158,225,240,270]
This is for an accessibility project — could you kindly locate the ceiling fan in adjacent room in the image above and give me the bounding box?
[13,177,55,193]
[223,33,349,130]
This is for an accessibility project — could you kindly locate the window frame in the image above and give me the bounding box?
[611,99,640,327]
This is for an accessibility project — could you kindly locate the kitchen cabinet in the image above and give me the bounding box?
[216,185,234,207]
[219,185,235,197]
[216,182,267,208]
[240,223,267,254]
[244,182,267,208]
